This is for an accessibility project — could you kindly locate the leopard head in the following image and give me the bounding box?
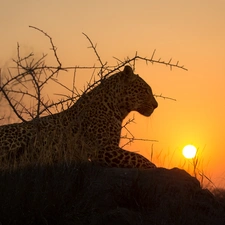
[119,65,158,117]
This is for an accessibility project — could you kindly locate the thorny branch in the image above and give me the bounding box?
[120,116,158,148]
[29,25,62,68]
[113,50,187,72]
[154,93,177,101]
[82,32,107,79]
[0,26,187,147]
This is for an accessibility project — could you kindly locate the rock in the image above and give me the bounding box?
[0,163,224,225]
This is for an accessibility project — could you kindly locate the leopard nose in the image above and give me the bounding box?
[153,99,158,109]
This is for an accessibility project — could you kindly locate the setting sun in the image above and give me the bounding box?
[182,145,197,159]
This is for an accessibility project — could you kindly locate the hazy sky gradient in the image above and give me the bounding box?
[1,0,225,187]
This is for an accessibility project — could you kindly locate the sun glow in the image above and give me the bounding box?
[182,145,197,159]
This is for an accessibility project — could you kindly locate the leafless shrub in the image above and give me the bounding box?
[0,26,187,166]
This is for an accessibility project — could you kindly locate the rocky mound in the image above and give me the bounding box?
[0,163,224,225]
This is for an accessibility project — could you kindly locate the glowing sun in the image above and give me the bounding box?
[182,145,197,159]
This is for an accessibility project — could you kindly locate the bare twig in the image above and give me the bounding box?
[154,93,177,101]
[29,25,62,68]
[82,32,107,79]
[0,87,27,122]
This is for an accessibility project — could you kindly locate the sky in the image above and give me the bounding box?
[1,0,225,187]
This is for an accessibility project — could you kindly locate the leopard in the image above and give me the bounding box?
[0,65,158,169]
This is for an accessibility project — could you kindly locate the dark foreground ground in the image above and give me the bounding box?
[0,162,225,225]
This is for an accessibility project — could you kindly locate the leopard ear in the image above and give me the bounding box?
[123,65,134,75]
[123,65,138,82]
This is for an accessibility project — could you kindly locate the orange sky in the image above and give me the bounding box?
[1,1,225,187]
